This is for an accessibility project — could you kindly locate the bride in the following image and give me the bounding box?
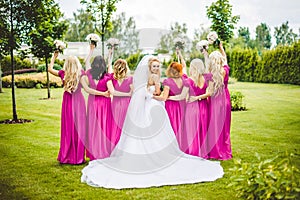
[81,55,224,189]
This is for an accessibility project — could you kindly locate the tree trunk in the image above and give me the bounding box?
[102,34,105,57]
[10,0,17,121]
[0,64,3,93]
[45,57,51,98]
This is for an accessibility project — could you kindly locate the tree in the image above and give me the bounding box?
[80,0,120,56]
[106,12,139,58]
[65,8,95,42]
[256,23,272,50]
[157,22,190,54]
[274,21,298,46]
[0,0,40,121]
[238,27,250,44]
[29,0,68,99]
[206,0,240,43]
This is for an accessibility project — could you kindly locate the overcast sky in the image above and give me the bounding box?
[56,0,300,39]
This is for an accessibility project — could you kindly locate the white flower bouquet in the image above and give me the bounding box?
[86,33,101,47]
[174,37,185,49]
[54,40,67,53]
[207,31,220,46]
[196,40,209,53]
[106,38,120,49]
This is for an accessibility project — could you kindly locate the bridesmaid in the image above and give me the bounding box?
[106,58,133,150]
[191,42,232,160]
[169,58,211,157]
[82,53,113,161]
[48,51,86,164]
[153,50,187,151]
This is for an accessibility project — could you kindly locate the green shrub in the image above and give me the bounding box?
[230,91,246,111]
[126,52,141,70]
[0,55,32,74]
[228,41,300,85]
[37,64,62,72]
[228,152,300,200]
[2,73,63,88]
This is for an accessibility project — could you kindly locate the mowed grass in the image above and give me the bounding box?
[0,82,299,200]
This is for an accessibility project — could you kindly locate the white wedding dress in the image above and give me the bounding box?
[81,55,224,189]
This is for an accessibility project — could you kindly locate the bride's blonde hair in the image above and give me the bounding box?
[63,56,82,93]
[189,59,206,88]
[208,51,226,95]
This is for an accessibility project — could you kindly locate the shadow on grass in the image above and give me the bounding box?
[0,182,30,200]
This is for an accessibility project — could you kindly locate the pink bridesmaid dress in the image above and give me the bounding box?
[163,74,187,151]
[205,65,232,160]
[86,70,113,161]
[183,74,210,158]
[110,76,133,150]
[57,70,86,164]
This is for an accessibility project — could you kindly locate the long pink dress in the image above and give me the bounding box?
[57,70,86,164]
[110,76,133,150]
[205,65,232,160]
[86,70,113,161]
[163,75,187,151]
[183,74,210,158]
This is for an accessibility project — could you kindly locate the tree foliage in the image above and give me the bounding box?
[65,8,95,42]
[206,0,240,42]
[156,22,189,54]
[255,23,272,50]
[29,0,68,98]
[80,0,120,56]
[274,21,298,46]
[106,12,139,57]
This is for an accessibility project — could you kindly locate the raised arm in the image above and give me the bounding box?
[107,80,131,97]
[81,75,110,96]
[177,48,187,74]
[48,51,59,77]
[219,42,227,65]
[107,47,114,73]
[202,49,210,71]
[168,86,189,101]
[85,44,95,71]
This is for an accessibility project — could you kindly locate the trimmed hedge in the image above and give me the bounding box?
[228,41,300,85]
[0,55,32,74]
[2,73,63,88]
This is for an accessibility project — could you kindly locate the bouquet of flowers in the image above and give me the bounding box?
[106,38,120,50]
[54,40,67,53]
[207,31,220,47]
[86,33,101,47]
[174,37,185,49]
[196,40,209,53]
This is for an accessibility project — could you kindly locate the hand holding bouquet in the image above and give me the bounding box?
[54,40,67,53]
[106,38,120,50]
[86,33,101,47]
[196,40,209,53]
[207,31,220,47]
[174,37,185,50]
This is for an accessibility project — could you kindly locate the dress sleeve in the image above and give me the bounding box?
[182,74,188,79]
[223,65,230,76]
[203,73,213,82]
[58,70,64,80]
[128,76,133,84]
[163,78,170,87]
[183,78,190,87]
[80,70,86,78]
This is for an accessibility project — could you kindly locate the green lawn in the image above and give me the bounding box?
[0,82,299,200]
